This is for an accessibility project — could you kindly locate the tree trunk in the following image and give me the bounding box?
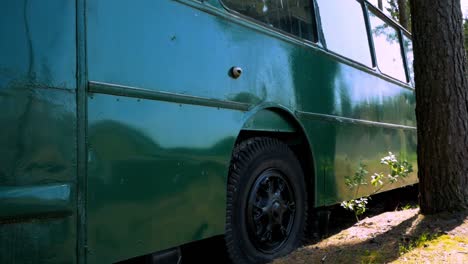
[410,0,468,214]
[397,0,409,30]
[378,0,383,11]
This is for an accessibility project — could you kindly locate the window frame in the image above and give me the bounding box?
[218,0,319,44]
[314,0,375,69]
[366,2,412,84]
[217,0,414,88]
[401,32,414,86]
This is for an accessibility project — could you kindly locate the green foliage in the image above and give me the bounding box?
[341,197,369,218]
[385,0,399,21]
[345,163,368,188]
[398,232,439,255]
[360,249,383,264]
[341,152,413,221]
[384,0,411,31]
[399,203,416,210]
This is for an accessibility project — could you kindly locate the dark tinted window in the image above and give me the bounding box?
[221,0,315,41]
[316,0,372,66]
[403,35,414,85]
[368,12,406,81]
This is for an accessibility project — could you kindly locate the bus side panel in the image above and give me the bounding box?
[86,0,298,109]
[84,1,274,261]
[87,95,244,263]
[0,0,77,263]
[295,50,416,127]
[293,49,418,206]
[85,0,418,261]
[0,0,76,89]
[300,119,418,206]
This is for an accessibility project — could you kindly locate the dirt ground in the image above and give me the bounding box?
[275,207,468,264]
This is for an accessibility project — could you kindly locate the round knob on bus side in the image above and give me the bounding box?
[230,66,243,79]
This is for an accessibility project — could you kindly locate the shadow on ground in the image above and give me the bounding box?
[276,186,467,264]
[282,211,466,264]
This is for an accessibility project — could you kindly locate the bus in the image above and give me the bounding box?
[0,0,417,263]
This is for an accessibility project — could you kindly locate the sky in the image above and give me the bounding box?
[368,0,468,18]
[463,0,468,17]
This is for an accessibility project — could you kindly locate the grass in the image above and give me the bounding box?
[399,203,418,210]
[398,231,440,255]
[396,234,468,263]
[360,249,384,264]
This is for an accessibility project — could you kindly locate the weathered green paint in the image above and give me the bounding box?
[0,0,77,263]
[0,87,77,263]
[1,0,417,263]
[86,94,243,262]
[76,0,89,263]
[0,0,77,89]
[243,109,297,132]
[0,184,72,219]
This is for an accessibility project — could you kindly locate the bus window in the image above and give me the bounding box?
[316,0,372,67]
[221,0,315,41]
[367,0,393,17]
[368,12,407,82]
[403,34,414,86]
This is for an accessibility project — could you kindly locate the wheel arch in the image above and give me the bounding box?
[236,105,317,209]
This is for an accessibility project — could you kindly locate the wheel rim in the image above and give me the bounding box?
[246,168,296,254]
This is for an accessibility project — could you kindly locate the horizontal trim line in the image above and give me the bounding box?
[30,85,75,92]
[88,81,251,111]
[0,183,72,222]
[6,84,75,93]
[296,111,416,130]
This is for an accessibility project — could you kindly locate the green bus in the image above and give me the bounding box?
[0,0,417,263]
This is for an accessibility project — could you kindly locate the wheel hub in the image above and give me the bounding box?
[269,200,284,223]
[246,169,296,253]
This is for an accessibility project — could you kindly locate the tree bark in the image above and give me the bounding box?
[410,0,468,213]
[397,0,409,30]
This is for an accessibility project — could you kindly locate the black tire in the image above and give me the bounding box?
[225,137,308,264]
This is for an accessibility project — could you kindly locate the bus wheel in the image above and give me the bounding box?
[225,137,307,264]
